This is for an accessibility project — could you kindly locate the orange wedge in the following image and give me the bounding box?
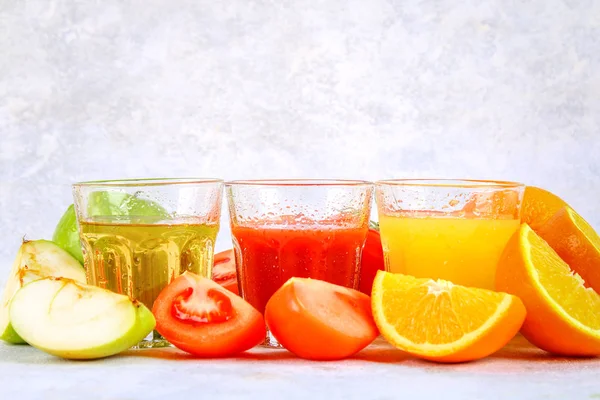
[496,223,600,356]
[521,186,569,231]
[371,271,526,363]
[538,206,600,294]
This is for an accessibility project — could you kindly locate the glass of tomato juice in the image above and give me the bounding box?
[226,179,374,347]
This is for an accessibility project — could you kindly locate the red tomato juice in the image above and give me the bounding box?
[231,224,368,313]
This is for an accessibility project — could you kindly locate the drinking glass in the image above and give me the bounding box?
[72,178,223,348]
[375,179,525,290]
[226,179,373,348]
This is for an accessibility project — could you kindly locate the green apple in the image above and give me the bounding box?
[0,240,86,344]
[9,277,155,359]
[86,191,168,222]
[52,193,169,263]
[52,205,84,264]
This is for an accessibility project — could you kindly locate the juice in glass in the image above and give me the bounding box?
[73,178,223,348]
[226,179,373,347]
[231,224,366,313]
[379,213,519,289]
[80,219,219,310]
[376,179,524,290]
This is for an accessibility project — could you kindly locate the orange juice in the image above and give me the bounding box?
[379,213,519,290]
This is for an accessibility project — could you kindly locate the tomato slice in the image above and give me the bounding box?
[152,272,265,357]
[358,224,385,295]
[265,277,378,360]
[212,249,239,295]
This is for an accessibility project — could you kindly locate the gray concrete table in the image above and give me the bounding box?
[0,336,598,399]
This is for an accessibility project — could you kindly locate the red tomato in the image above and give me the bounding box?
[265,277,378,361]
[152,272,265,357]
[358,223,385,295]
[213,249,239,295]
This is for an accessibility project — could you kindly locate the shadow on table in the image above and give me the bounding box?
[118,335,598,365]
[120,335,410,364]
[488,334,596,362]
[119,337,408,363]
[120,346,298,362]
[351,336,411,364]
[352,335,598,367]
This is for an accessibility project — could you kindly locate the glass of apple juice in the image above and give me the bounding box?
[72,178,223,348]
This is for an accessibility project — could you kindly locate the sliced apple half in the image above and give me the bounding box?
[9,277,156,359]
[1,240,87,344]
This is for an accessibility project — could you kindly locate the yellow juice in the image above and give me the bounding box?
[80,219,219,309]
[379,214,520,290]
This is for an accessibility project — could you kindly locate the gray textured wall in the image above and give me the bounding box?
[1,0,599,281]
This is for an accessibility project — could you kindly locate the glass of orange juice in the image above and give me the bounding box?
[375,179,525,290]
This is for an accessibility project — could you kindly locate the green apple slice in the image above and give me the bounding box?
[0,240,86,344]
[9,277,156,359]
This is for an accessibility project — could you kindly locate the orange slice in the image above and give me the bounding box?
[371,271,526,363]
[496,223,600,356]
[538,206,600,294]
[521,186,569,231]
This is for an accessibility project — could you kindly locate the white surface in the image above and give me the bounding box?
[1,336,599,399]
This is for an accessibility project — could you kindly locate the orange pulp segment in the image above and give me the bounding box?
[496,223,600,356]
[371,271,525,363]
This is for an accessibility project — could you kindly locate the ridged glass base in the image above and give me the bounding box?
[261,327,283,349]
[131,330,173,349]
